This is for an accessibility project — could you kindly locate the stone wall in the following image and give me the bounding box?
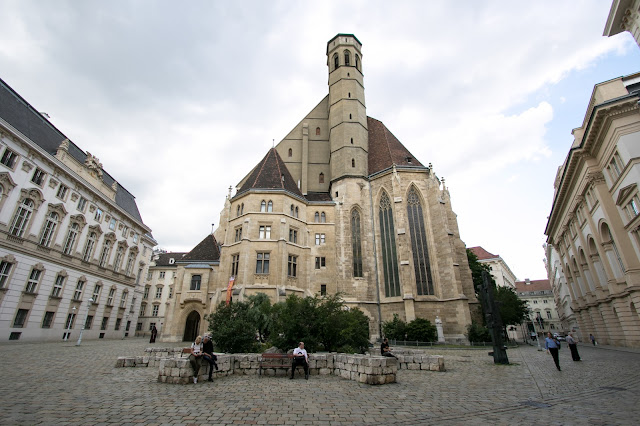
[116,347,445,386]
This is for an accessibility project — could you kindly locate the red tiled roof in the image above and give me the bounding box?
[367,117,424,175]
[515,279,551,292]
[468,246,498,260]
[238,148,303,197]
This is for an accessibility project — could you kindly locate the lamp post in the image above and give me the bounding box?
[530,313,542,351]
[76,298,94,346]
[122,313,130,339]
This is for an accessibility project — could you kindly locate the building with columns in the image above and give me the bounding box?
[0,77,155,342]
[605,0,640,48]
[160,34,479,342]
[544,72,640,347]
[468,246,517,289]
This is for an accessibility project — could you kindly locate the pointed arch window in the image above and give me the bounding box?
[321,212,326,223]
[355,54,360,71]
[333,53,339,70]
[295,206,299,218]
[267,200,273,212]
[237,205,241,217]
[290,204,294,216]
[288,148,292,157]
[407,187,434,295]
[315,212,320,223]
[260,200,266,212]
[344,50,350,66]
[351,209,363,278]
[379,192,400,296]
[319,172,324,183]
[240,203,244,215]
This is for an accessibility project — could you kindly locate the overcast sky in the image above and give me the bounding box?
[1,1,638,280]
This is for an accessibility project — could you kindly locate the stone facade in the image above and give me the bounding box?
[544,72,640,347]
[161,34,478,343]
[605,0,640,48]
[0,79,155,343]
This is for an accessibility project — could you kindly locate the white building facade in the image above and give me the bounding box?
[0,78,155,342]
[468,246,517,289]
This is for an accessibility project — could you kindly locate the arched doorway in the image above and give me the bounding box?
[183,310,200,342]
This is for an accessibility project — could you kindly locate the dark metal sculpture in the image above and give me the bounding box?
[481,271,509,364]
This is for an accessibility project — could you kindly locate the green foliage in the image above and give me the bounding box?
[405,317,437,342]
[246,292,272,342]
[466,249,493,294]
[467,321,491,343]
[270,294,370,353]
[494,286,529,326]
[382,314,407,340]
[205,301,259,353]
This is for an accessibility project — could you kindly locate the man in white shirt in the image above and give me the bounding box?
[291,341,309,380]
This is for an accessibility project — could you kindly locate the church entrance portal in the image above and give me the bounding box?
[183,311,200,342]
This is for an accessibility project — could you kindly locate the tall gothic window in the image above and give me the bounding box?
[407,187,434,295]
[351,209,363,278]
[379,192,400,297]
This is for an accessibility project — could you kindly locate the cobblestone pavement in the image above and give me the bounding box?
[0,339,638,425]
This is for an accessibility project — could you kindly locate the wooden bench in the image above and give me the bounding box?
[181,348,192,358]
[259,353,294,376]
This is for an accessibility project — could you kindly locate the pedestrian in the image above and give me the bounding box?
[590,333,596,346]
[149,325,157,343]
[545,332,562,371]
[566,332,581,361]
[189,335,204,383]
[381,338,397,358]
[290,341,309,380]
[202,335,218,382]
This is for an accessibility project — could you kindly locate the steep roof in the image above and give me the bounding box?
[368,116,424,175]
[468,246,499,261]
[0,77,144,223]
[515,279,551,293]
[237,148,303,197]
[181,234,220,262]
[152,252,187,267]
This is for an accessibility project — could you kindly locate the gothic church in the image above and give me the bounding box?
[161,34,478,342]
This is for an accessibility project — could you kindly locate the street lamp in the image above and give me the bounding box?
[530,313,543,351]
[64,306,77,341]
[76,298,94,346]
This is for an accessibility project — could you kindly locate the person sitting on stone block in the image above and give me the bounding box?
[189,335,204,384]
[291,342,309,380]
[381,338,397,358]
[202,335,218,382]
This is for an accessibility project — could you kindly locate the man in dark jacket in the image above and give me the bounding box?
[202,335,218,382]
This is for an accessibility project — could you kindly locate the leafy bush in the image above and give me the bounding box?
[382,314,407,340]
[405,317,437,342]
[205,301,259,353]
[467,321,491,343]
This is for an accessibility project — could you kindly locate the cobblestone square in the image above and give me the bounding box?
[0,339,638,425]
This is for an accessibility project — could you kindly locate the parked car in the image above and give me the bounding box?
[554,333,566,341]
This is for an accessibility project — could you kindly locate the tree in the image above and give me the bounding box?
[466,321,491,343]
[382,314,407,340]
[405,318,437,342]
[246,292,272,342]
[494,286,528,328]
[205,301,258,353]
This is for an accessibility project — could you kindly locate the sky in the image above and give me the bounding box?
[0,0,638,281]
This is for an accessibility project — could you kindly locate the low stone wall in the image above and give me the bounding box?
[115,347,445,385]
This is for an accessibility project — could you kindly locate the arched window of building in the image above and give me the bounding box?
[290,204,294,216]
[63,223,80,255]
[319,172,324,183]
[351,209,363,278]
[315,212,320,223]
[240,203,244,215]
[288,148,292,157]
[236,205,241,217]
[344,50,350,66]
[39,211,59,247]
[113,245,125,272]
[10,198,34,237]
[295,207,299,218]
[333,53,339,70]
[352,159,355,168]
[355,54,360,71]
[260,200,266,212]
[267,200,273,212]
[321,212,326,223]
[601,222,625,277]
[407,186,434,295]
[379,191,400,297]
[316,127,321,136]
[83,232,97,262]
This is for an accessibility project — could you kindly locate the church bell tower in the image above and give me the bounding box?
[327,34,368,182]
